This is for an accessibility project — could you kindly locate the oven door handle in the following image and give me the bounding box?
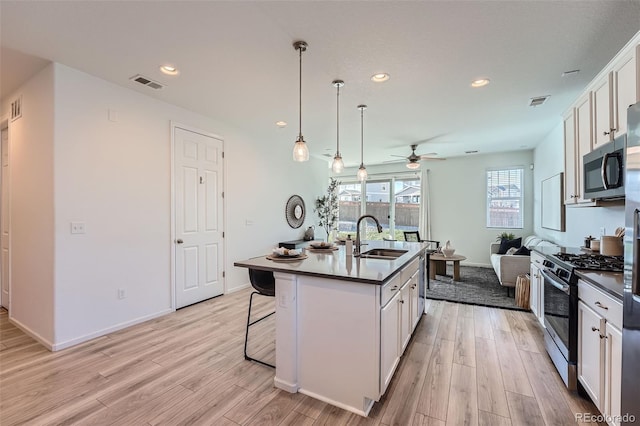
[540,269,570,294]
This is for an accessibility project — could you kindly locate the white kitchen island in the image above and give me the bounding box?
[234,241,428,416]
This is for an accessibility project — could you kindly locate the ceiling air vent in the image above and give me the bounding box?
[130,74,164,90]
[10,96,22,121]
[529,95,550,107]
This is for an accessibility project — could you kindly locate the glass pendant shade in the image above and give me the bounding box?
[293,136,309,162]
[292,41,309,162]
[406,161,420,169]
[332,154,344,173]
[357,164,368,181]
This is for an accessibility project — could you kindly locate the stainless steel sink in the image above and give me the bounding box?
[359,248,408,259]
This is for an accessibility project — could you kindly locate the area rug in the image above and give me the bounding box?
[426,265,528,311]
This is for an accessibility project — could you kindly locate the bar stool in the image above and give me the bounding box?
[244,268,276,368]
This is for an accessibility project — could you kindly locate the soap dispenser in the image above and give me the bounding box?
[345,234,353,256]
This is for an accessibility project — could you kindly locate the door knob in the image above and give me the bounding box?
[176,239,184,244]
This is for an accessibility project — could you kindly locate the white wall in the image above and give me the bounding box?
[533,122,624,247]
[2,63,327,349]
[0,64,56,346]
[339,149,535,267]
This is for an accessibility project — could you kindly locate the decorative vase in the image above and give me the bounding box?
[442,240,455,257]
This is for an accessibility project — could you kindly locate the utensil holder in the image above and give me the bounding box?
[600,236,623,256]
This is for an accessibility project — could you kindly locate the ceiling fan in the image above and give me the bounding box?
[389,144,446,169]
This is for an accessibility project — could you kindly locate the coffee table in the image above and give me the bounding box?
[429,253,467,281]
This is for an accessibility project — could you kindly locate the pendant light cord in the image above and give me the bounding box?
[336,85,340,154]
[360,107,364,164]
[298,45,303,139]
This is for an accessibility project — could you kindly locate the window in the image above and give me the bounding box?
[487,167,523,229]
[337,176,421,240]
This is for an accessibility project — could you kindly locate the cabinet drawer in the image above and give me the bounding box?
[381,273,403,307]
[578,280,622,329]
[401,258,420,284]
[530,251,545,267]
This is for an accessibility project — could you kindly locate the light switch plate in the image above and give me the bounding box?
[71,222,86,234]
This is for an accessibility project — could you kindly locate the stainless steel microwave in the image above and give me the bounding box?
[583,134,626,200]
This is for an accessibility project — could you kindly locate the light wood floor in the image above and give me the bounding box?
[0,290,603,426]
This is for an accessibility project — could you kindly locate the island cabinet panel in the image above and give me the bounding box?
[410,271,421,330]
[296,275,380,415]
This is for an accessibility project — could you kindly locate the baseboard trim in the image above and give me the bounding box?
[274,377,299,393]
[226,282,250,294]
[51,308,174,351]
[298,388,373,417]
[8,316,55,350]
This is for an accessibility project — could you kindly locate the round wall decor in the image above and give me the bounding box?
[285,195,306,228]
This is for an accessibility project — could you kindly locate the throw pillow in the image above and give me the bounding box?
[498,237,522,254]
[506,247,518,255]
[514,246,531,256]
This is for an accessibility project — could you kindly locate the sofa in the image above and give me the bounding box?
[490,235,559,288]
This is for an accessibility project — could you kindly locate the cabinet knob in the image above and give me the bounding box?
[391,286,398,291]
[399,299,404,304]
[603,131,610,136]
[595,301,608,310]
[591,326,600,332]
[176,239,184,244]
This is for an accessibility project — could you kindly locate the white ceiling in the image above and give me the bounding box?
[1,1,639,167]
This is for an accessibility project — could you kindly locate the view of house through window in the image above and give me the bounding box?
[337,177,421,240]
[486,167,523,228]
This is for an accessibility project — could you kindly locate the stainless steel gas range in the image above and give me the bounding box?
[539,250,623,390]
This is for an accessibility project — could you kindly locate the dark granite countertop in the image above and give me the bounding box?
[576,270,623,300]
[234,240,428,285]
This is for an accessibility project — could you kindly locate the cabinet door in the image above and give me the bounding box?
[614,48,638,137]
[380,291,400,393]
[563,110,578,204]
[593,73,613,147]
[578,301,604,410]
[576,93,593,203]
[400,281,412,352]
[410,274,420,331]
[530,263,539,317]
[605,322,623,426]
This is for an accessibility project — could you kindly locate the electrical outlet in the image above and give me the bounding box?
[70,222,86,234]
[118,288,126,299]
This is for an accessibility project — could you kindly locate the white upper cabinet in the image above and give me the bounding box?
[593,73,613,147]
[613,46,639,137]
[564,109,578,204]
[562,32,639,208]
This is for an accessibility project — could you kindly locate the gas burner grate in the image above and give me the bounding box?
[554,253,624,272]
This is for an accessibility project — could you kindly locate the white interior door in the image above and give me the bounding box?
[174,127,224,309]
[1,125,8,310]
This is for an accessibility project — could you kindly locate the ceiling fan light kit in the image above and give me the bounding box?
[357,104,368,182]
[292,41,310,162]
[331,79,345,173]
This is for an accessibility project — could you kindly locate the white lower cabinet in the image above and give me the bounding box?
[379,263,420,394]
[380,290,401,393]
[605,322,623,426]
[529,251,544,325]
[578,300,604,408]
[578,280,623,426]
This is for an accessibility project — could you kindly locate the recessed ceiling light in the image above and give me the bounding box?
[465,150,479,154]
[471,78,490,88]
[371,73,390,83]
[160,65,179,76]
[275,121,287,127]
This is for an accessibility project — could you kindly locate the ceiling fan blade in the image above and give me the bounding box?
[421,157,446,161]
[417,152,437,157]
[390,154,408,158]
[382,159,405,164]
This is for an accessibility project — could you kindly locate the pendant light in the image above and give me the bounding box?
[357,104,368,182]
[331,80,345,173]
[292,41,309,162]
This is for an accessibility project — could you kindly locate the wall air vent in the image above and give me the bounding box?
[529,95,550,107]
[10,96,22,121]
[129,74,164,90]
